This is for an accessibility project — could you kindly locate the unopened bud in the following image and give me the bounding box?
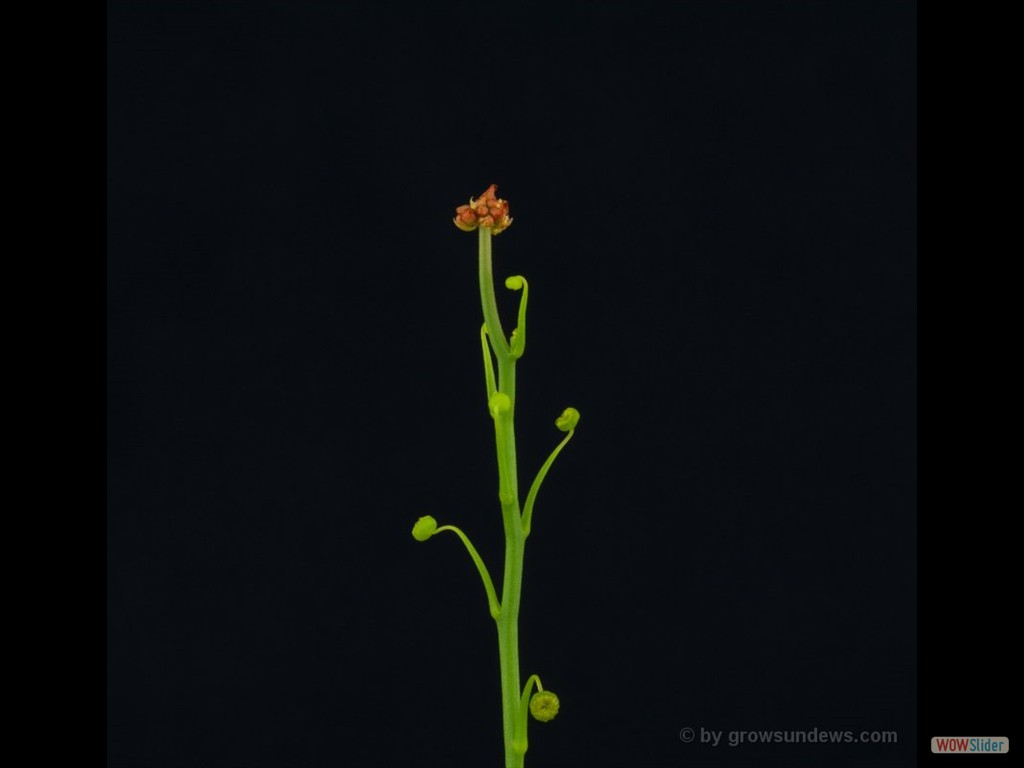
[529,690,560,722]
[411,515,438,542]
[489,392,512,419]
[453,184,513,234]
[555,407,579,432]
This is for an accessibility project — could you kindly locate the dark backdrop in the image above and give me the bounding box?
[107,2,917,766]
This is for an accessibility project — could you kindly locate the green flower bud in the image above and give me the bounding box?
[411,515,438,542]
[529,690,560,722]
[554,407,579,432]
[489,391,512,419]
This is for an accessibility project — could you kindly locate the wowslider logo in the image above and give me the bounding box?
[931,737,1009,754]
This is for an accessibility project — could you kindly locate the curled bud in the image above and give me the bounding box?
[489,391,512,419]
[453,184,513,234]
[504,274,529,359]
[411,515,438,542]
[555,407,580,432]
[529,690,560,722]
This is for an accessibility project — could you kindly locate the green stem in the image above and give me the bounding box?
[479,228,510,359]
[480,227,527,767]
[498,521,525,767]
[481,324,497,401]
[512,674,544,756]
[506,275,528,359]
[521,428,575,538]
[434,525,501,620]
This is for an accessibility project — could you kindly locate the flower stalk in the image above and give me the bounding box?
[413,185,578,767]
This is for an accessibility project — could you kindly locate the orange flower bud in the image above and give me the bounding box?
[452,184,513,234]
[454,205,478,231]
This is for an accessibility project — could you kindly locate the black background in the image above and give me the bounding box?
[108,2,922,766]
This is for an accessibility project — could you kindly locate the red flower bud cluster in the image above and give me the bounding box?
[454,184,512,234]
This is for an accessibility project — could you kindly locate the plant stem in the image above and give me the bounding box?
[498,514,525,767]
[479,228,510,360]
[434,524,501,620]
[479,228,527,767]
